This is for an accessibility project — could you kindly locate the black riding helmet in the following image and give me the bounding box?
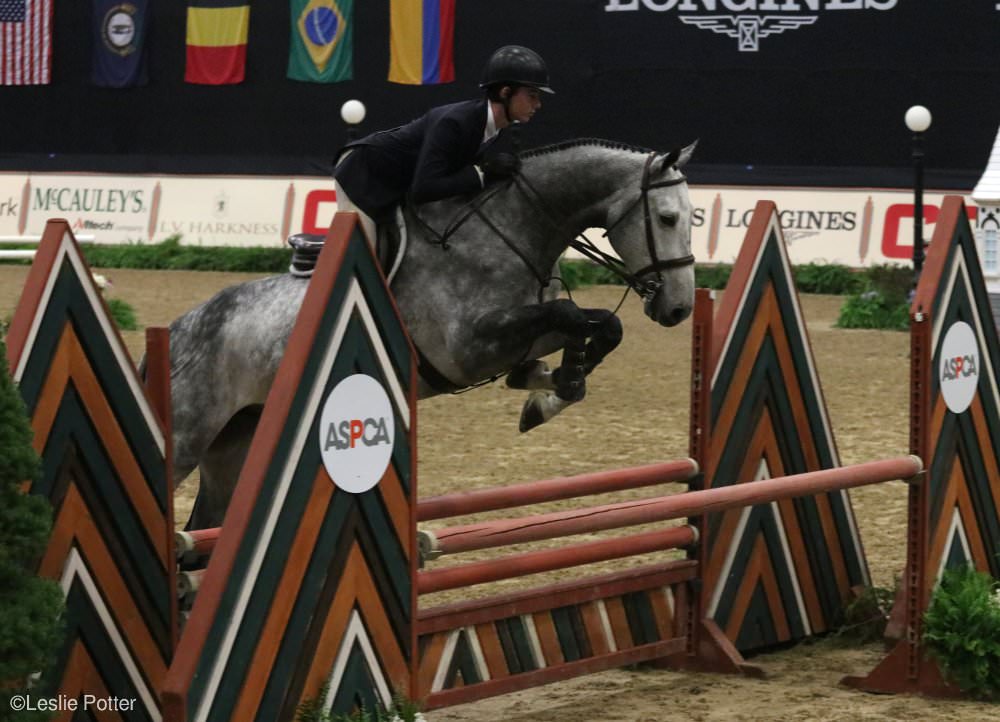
[479,45,554,94]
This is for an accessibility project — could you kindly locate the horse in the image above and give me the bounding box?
[167,138,697,528]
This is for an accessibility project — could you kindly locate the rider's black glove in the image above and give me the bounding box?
[481,152,521,183]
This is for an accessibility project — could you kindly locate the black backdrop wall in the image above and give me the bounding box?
[1,0,997,187]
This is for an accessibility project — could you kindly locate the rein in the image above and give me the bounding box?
[413,150,695,302]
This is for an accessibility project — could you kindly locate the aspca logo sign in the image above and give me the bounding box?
[939,322,979,414]
[318,374,394,493]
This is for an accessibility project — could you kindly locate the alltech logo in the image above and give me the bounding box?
[604,0,898,51]
[939,322,979,414]
[318,374,394,493]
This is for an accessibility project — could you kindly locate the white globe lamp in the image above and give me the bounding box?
[904,105,932,285]
[341,99,366,126]
[905,105,932,134]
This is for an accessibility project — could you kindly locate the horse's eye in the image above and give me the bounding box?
[659,212,678,228]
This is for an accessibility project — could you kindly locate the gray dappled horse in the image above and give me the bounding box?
[169,138,697,528]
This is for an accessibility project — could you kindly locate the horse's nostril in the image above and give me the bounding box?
[668,306,690,326]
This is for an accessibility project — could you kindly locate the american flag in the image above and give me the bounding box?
[0,0,51,85]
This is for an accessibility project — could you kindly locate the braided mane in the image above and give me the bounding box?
[520,137,653,159]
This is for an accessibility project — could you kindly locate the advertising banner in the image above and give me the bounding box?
[0,170,977,269]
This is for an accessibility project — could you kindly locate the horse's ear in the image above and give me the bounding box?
[657,140,697,174]
[659,149,680,172]
[675,140,698,169]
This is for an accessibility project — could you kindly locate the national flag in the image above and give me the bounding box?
[91,0,149,87]
[388,0,454,85]
[185,0,250,85]
[0,0,52,85]
[287,0,351,83]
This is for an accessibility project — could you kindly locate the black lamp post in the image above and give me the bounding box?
[340,99,366,142]
[905,105,932,285]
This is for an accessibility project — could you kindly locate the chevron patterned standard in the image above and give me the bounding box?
[4,220,175,722]
[162,213,417,722]
[702,201,869,653]
[845,196,1000,696]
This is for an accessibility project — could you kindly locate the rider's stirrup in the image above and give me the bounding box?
[287,233,325,278]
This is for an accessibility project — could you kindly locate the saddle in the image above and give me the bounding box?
[288,221,403,279]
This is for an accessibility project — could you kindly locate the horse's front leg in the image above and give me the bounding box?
[472,299,616,432]
[506,308,623,390]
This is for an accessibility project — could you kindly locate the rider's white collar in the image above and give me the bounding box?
[484,103,499,143]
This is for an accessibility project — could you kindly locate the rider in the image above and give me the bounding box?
[332,45,553,260]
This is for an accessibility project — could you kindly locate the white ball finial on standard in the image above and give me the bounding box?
[905,105,932,133]
[340,99,366,126]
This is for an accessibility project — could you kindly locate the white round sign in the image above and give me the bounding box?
[939,321,979,414]
[318,374,395,493]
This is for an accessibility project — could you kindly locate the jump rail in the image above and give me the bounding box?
[420,457,923,557]
[417,457,699,521]
[417,524,699,594]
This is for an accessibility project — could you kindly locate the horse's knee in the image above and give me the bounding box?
[548,299,590,334]
[584,312,623,363]
[593,313,623,347]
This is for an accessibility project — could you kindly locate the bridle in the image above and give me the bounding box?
[412,149,695,302]
[578,151,695,300]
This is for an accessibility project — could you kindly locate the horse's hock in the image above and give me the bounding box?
[6,199,999,719]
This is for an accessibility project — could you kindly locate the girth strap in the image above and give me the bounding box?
[414,344,465,393]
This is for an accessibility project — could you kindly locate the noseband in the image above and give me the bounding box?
[590,151,695,300]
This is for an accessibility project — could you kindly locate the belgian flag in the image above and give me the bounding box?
[185,0,250,84]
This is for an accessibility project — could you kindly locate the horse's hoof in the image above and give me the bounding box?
[506,360,551,390]
[519,390,577,432]
[519,395,547,432]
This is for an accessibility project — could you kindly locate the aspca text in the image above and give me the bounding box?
[941,355,978,382]
[324,418,392,451]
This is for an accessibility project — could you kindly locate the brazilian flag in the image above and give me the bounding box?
[287,0,352,83]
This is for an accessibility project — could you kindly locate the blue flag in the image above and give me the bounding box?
[91,0,149,87]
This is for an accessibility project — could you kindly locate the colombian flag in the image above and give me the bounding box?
[287,0,352,83]
[388,0,454,85]
[185,0,250,85]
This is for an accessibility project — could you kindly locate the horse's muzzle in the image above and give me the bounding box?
[644,291,693,327]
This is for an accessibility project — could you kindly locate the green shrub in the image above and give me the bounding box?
[0,335,65,719]
[836,291,910,331]
[836,263,912,331]
[833,583,896,643]
[795,263,863,295]
[80,236,291,273]
[696,264,732,290]
[557,260,624,290]
[865,263,913,300]
[923,565,1000,700]
[1,237,911,301]
[107,298,139,331]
